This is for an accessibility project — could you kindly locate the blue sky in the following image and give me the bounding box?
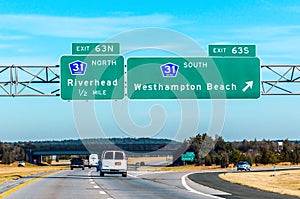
[0,0,300,142]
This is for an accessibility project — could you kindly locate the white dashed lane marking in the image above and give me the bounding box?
[89,171,111,198]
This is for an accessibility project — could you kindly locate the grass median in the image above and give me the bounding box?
[219,169,300,197]
[0,162,68,184]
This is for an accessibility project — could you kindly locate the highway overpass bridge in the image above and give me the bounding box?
[25,148,179,164]
[21,138,183,164]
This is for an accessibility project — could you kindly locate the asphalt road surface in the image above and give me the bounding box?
[3,168,300,199]
[189,171,300,199]
[3,169,214,199]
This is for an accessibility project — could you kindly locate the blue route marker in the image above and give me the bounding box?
[69,60,87,75]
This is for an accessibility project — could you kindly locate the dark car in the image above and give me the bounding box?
[237,161,251,171]
[70,158,85,170]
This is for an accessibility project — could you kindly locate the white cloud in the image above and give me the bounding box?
[0,14,175,38]
[0,34,29,40]
[0,56,58,65]
[233,25,300,39]
[213,25,300,64]
[0,44,11,49]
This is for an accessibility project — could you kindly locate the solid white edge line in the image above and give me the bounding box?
[127,173,135,178]
[181,173,225,199]
[99,191,106,195]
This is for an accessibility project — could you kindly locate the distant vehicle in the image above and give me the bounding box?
[135,162,145,167]
[70,158,85,170]
[100,150,127,177]
[18,161,25,167]
[135,162,141,167]
[237,161,251,171]
[88,154,99,168]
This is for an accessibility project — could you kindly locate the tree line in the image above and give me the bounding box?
[0,142,25,164]
[174,133,300,167]
[20,138,179,152]
[1,136,300,166]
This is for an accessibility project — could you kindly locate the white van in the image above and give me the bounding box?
[88,154,99,168]
[100,150,127,177]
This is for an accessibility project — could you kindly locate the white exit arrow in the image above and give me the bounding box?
[242,81,253,92]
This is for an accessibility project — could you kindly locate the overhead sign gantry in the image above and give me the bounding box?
[1,44,299,97]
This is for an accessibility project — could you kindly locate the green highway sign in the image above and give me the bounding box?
[60,55,124,100]
[208,45,256,57]
[72,43,120,55]
[127,57,260,99]
[181,152,195,161]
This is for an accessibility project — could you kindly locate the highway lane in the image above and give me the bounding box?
[91,171,212,199]
[189,171,300,199]
[3,169,216,199]
[3,169,107,199]
[9,167,298,199]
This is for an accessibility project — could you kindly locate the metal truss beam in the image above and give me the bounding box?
[0,64,299,96]
[261,65,300,95]
[0,65,60,96]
